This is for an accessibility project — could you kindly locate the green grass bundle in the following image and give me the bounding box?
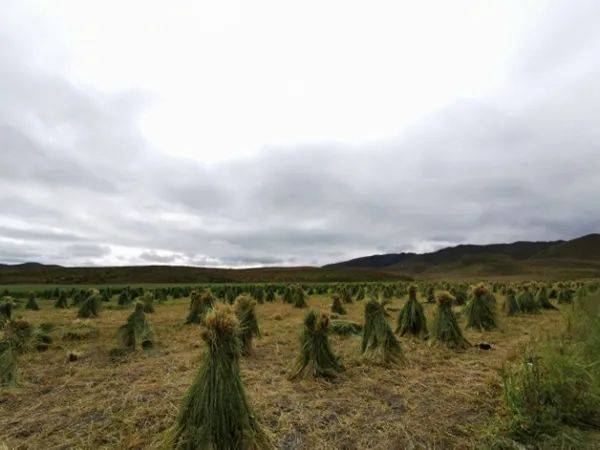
[118,302,153,350]
[340,287,352,304]
[361,300,404,366]
[141,293,155,313]
[54,291,68,309]
[355,286,365,301]
[186,290,215,324]
[0,320,33,388]
[234,295,261,356]
[0,298,14,324]
[464,284,497,331]
[167,303,271,449]
[504,288,520,316]
[77,291,102,318]
[536,286,558,310]
[25,292,40,311]
[517,286,540,314]
[118,290,133,307]
[292,285,307,308]
[290,310,344,379]
[557,288,573,304]
[425,285,435,303]
[395,284,428,338]
[330,294,346,315]
[0,338,18,388]
[330,319,362,336]
[431,291,470,350]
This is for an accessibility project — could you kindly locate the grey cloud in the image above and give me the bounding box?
[1,5,600,267]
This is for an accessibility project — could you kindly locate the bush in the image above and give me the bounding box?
[500,294,600,444]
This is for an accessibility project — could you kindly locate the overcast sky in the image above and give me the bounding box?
[1,1,599,267]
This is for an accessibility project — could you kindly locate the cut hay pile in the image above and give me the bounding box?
[464,284,497,331]
[330,320,362,336]
[290,310,344,380]
[118,302,153,350]
[77,290,102,319]
[361,300,404,366]
[166,303,271,449]
[395,284,428,338]
[186,290,215,325]
[431,291,470,350]
[504,288,520,316]
[330,294,346,315]
[234,295,261,356]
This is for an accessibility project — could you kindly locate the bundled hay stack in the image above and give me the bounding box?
[517,285,540,314]
[292,285,308,308]
[330,320,362,336]
[464,284,497,331]
[0,298,15,324]
[536,286,558,310]
[234,295,261,356]
[330,294,346,315]
[118,302,153,350]
[1,319,34,387]
[186,290,215,324]
[54,291,68,309]
[431,291,470,349]
[557,287,573,304]
[361,300,404,366]
[141,293,155,313]
[25,292,40,311]
[395,284,428,338]
[504,288,520,316]
[290,310,343,380]
[77,290,102,319]
[167,304,271,449]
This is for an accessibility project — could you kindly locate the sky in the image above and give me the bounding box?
[1,0,599,267]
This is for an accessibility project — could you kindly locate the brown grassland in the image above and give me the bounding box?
[0,293,587,449]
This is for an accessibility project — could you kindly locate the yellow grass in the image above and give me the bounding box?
[0,294,569,449]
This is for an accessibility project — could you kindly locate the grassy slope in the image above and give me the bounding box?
[0,292,573,448]
[0,265,410,285]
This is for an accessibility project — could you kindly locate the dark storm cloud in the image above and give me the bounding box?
[1,1,600,267]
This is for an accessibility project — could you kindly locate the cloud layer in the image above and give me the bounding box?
[1,2,600,267]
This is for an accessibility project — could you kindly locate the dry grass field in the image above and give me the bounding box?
[0,293,584,449]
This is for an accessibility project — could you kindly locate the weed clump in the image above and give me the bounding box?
[290,310,343,380]
[167,303,271,449]
[431,291,470,350]
[361,300,404,366]
[395,284,428,338]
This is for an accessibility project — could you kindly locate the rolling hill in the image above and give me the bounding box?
[324,233,600,279]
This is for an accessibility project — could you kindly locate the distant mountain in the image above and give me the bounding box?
[324,234,600,279]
